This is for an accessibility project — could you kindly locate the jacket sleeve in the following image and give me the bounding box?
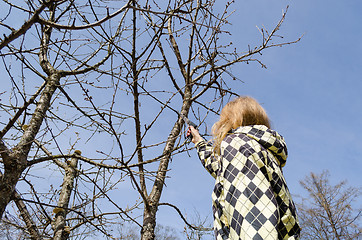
[196,140,220,179]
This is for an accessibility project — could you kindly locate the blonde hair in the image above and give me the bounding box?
[212,96,270,154]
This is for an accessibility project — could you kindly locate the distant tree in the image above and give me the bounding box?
[298,170,362,240]
[155,225,181,240]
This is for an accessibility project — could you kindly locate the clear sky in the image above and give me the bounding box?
[158,0,362,237]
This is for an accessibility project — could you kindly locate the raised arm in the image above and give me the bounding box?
[188,126,220,178]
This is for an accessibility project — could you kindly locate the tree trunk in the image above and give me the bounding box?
[0,72,60,218]
[52,155,78,240]
[0,159,27,218]
[140,89,193,239]
[141,205,157,240]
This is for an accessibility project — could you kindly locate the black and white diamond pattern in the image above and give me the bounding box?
[196,125,301,240]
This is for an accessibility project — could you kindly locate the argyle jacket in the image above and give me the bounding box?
[196,125,301,240]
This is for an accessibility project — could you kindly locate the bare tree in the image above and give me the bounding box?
[0,0,300,239]
[298,170,362,240]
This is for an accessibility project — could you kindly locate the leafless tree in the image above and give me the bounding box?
[0,0,300,239]
[298,170,362,240]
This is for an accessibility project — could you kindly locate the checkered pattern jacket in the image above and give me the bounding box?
[196,125,301,240]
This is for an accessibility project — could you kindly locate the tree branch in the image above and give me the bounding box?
[159,202,213,231]
[0,0,53,50]
[13,191,42,240]
[36,1,131,30]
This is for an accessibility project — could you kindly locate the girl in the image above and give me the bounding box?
[187,96,301,240]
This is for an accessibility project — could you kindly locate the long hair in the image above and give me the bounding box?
[212,96,271,154]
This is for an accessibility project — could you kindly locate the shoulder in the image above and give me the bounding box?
[221,133,255,161]
[222,131,254,150]
[223,132,250,144]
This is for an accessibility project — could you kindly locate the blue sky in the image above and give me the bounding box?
[158,0,362,236]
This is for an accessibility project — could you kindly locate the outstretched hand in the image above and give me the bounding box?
[186,126,203,144]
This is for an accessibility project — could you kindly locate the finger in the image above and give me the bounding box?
[190,126,198,135]
[186,128,192,138]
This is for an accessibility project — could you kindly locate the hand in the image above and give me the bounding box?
[186,126,203,144]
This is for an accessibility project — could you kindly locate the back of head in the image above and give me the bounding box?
[212,96,270,153]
